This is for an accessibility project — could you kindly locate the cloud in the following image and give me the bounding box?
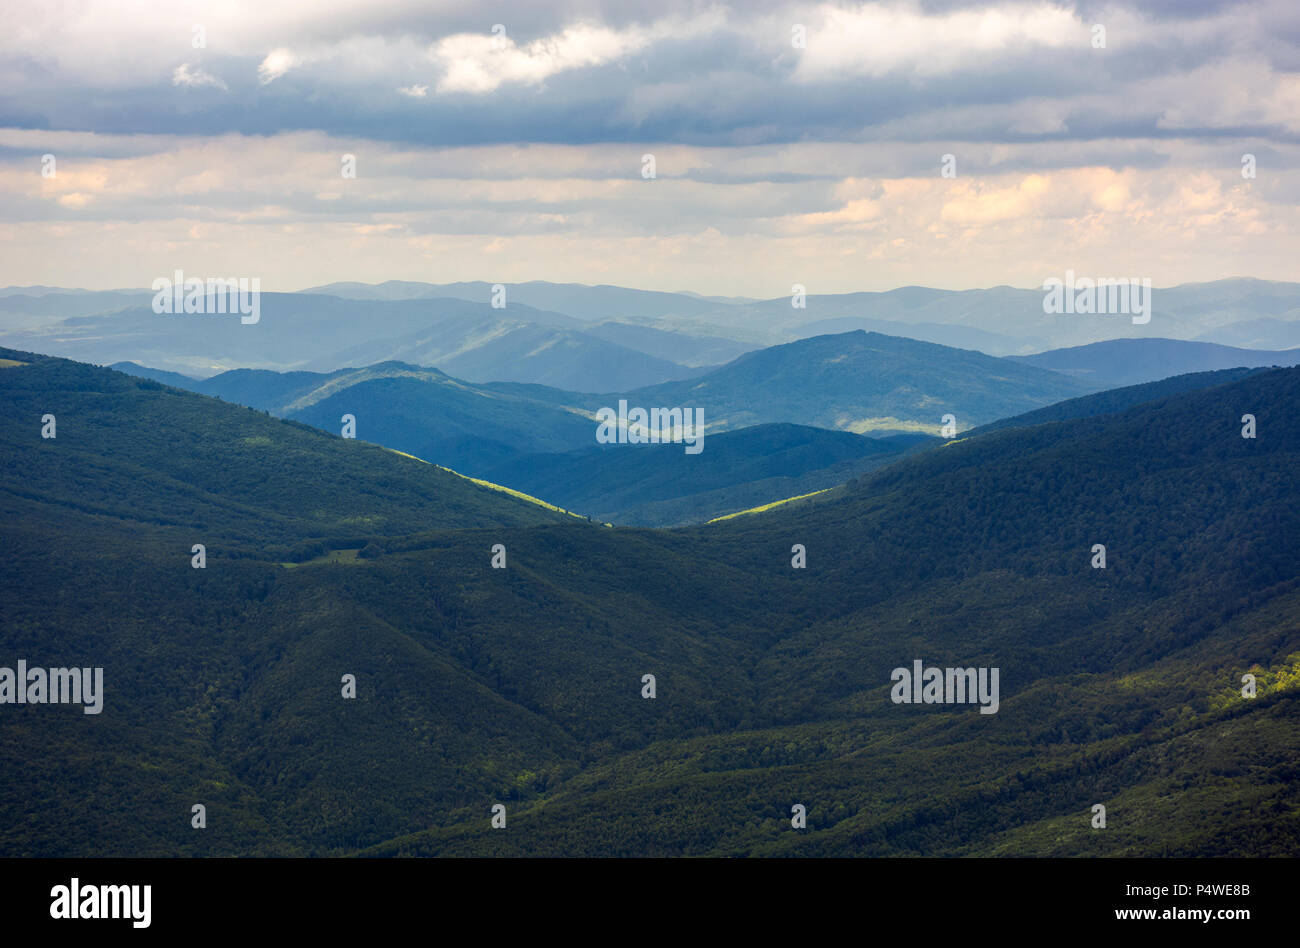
[430,11,724,94]
[791,2,1083,80]
[0,1,1293,149]
[1,131,1296,295]
[0,2,1296,294]
[258,48,299,85]
[432,24,650,94]
[171,63,228,91]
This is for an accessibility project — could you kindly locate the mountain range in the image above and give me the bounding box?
[110,329,1096,522]
[295,278,1300,354]
[3,279,1298,394]
[3,345,1297,857]
[107,326,1300,526]
[1011,338,1300,388]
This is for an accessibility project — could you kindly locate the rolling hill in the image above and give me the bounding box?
[666,278,1300,354]
[965,366,1273,437]
[482,425,935,526]
[2,349,1297,857]
[110,324,1102,444]
[300,279,734,321]
[109,328,1098,507]
[0,348,576,550]
[624,330,1091,434]
[111,360,600,478]
[1011,338,1300,388]
[581,321,755,368]
[284,366,598,476]
[1,293,696,391]
[373,364,1300,856]
[110,360,204,389]
[9,279,1298,385]
[319,318,697,392]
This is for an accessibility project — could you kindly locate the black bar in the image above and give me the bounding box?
[2,857,1286,935]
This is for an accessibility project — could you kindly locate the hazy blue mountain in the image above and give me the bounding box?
[194,367,340,410]
[670,278,1300,355]
[151,328,1101,444]
[0,286,97,297]
[1197,317,1300,350]
[623,331,1091,434]
[286,375,596,476]
[111,358,323,409]
[0,290,153,333]
[3,291,699,392]
[790,316,1018,355]
[1010,338,1300,388]
[318,318,696,391]
[0,293,587,377]
[108,361,201,389]
[12,278,1297,381]
[477,377,596,401]
[673,290,761,304]
[582,321,755,368]
[300,279,730,322]
[112,359,600,477]
[678,286,1042,346]
[483,424,934,526]
[0,290,150,316]
[111,354,936,520]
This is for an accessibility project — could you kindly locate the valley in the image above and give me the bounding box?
[2,344,1296,856]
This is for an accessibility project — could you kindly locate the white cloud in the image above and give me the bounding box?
[172,63,228,91]
[258,48,299,85]
[1,3,1297,295]
[791,1,1083,80]
[432,24,645,94]
[2,131,1296,295]
[430,13,723,94]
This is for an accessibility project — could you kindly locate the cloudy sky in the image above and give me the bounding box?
[1,0,1297,294]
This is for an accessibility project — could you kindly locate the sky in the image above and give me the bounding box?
[1,0,1297,295]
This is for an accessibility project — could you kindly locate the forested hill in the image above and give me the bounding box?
[624,330,1090,433]
[963,366,1270,437]
[0,348,578,551]
[371,365,1300,855]
[1,351,1297,857]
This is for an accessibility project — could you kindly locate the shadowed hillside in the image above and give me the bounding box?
[1,351,1297,857]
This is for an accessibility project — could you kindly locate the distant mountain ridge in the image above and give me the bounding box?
[299,279,735,321]
[5,279,1299,387]
[625,330,1091,434]
[112,359,599,479]
[4,293,697,391]
[110,330,1097,521]
[1011,337,1300,388]
[113,327,1097,444]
